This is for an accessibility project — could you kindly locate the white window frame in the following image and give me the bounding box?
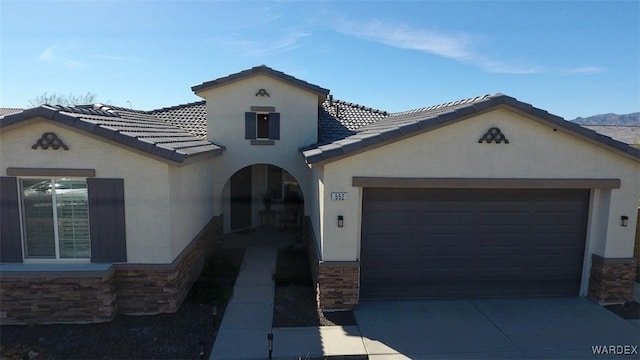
[18,176,91,263]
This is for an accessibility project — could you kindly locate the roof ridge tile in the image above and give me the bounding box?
[151,100,206,113]
[192,65,329,95]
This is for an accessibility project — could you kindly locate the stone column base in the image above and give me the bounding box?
[588,254,637,304]
[317,261,359,310]
[301,217,360,310]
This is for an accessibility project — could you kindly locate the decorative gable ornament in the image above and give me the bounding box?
[479,127,509,144]
[32,132,69,150]
[255,88,270,97]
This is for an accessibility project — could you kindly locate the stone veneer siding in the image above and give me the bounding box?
[0,216,222,325]
[317,262,359,310]
[0,270,117,324]
[302,217,360,310]
[588,254,637,304]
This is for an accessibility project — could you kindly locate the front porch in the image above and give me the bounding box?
[221,164,304,234]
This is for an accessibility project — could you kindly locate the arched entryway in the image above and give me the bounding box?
[221,164,304,233]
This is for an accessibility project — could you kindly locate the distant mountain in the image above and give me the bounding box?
[571,112,640,126]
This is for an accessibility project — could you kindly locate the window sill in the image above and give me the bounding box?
[251,139,275,145]
[0,262,113,277]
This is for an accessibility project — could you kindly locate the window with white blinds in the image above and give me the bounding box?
[20,178,90,260]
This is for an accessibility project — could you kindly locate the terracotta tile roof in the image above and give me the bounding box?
[303,94,640,163]
[151,101,207,138]
[192,65,330,98]
[0,104,222,163]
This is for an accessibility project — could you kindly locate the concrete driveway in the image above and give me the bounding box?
[354,297,640,359]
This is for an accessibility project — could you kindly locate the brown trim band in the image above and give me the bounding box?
[250,106,276,112]
[352,177,621,189]
[7,167,96,177]
[250,139,275,146]
[0,266,115,279]
[319,261,359,268]
[591,254,636,265]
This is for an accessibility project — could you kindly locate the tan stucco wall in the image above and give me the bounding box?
[199,74,319,231]
[318,108,640,277]
[1,119,177,264]
[168,160,215,259]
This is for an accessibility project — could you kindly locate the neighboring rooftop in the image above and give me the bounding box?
[0,108,23,116]
[0,103,222,163]
[584,125,640,149]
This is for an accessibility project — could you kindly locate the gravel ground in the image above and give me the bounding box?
[605,301,640,319]
[272,246,356,328]
[0,248,245,360]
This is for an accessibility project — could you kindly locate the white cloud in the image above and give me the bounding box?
[219,30,311,56]
[92,55,138,62]
[339,20,473,61]
[38,45,57,62]
[36,44,86,69]
[565,66,606,75]
[472,56,544,75]
[336,19,601,76]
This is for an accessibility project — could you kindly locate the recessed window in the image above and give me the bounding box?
[257,113,270,139]
[20,178,90,260]
[245,112,280,141]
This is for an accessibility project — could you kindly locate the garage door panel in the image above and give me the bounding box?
[361,188,588,299]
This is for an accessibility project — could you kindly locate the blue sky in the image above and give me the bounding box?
[1,0,638,119]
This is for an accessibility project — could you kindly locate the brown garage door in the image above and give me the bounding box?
[360,188,589,299]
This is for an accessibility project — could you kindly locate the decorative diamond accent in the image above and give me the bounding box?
[479,127,509,144]
[255,88,270,97]
[32,132,69,150]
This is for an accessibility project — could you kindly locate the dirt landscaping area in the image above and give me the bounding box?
[272,245,356,328]
[605,301,640,319]
[0,248,245,360]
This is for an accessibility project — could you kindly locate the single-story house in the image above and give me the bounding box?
[1,65,639,324]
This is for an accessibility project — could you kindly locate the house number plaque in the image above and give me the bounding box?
[331,192,349,201]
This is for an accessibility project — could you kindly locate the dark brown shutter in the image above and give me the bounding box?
[0,177,23,263]
[88,178,127,263]
[269,112,280,140]
[245,112,257,139]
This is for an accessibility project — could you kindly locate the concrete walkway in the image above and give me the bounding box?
[210,245,277,359]
[210,229,367,360]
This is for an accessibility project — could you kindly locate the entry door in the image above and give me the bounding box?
[230,167,252,231]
